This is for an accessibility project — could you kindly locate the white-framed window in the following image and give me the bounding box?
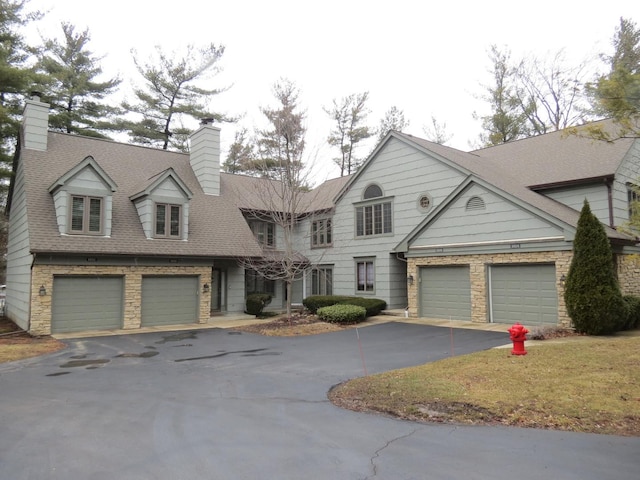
[70,195,103,235]
[250,221,275,248]
[311,266,333,295]
[311,218,332,247]
[356,259,375,293]
[356,184,392,237]
[155,203,182,238]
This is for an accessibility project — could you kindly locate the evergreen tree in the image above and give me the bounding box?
[35,22,121,138]
[590,17,640,139]
[122,43,231,152]
[564,200,628,334]
[474,45,531,146]
[222,127,255,173]
[324,92,372,176]
[0,0,42,189]
[376,105,409,142]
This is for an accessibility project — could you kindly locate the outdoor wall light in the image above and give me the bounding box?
[39,285,46,296]
[407,275,414,286]
[203,283,210,294]
[560,274,566,286]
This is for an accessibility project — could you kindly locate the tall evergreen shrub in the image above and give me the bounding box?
[564,200,629,334]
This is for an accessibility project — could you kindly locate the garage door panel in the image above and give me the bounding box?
[52,276,124,333]
[141,276,199,326]
[490,265,557,325]
[419,266,471,321]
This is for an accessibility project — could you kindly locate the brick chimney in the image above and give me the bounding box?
[189,118,221,196]
[22,92,50,151]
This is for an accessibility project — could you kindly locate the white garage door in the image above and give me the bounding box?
[52,276,124,333]
[419,266,471,321]
[141,276,199,327]
[489,264,558,325]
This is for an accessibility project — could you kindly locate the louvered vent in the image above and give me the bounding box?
[466,196,485,211]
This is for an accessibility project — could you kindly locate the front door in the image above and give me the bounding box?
[211,268,226,313]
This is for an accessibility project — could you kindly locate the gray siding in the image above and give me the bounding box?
[543,184,610,225]
[302,138,466,309]
[225,262,246,313]
[5,158,33,330]
[614,141,640,228]
[412,184,564,248]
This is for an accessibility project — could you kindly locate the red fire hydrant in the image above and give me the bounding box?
[508,322,529,355]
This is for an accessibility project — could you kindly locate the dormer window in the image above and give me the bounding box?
[49,156,117,237]
[70,195,103,234]
[130,168,193,241]
[155,203,182,238]
[250,221,275,247]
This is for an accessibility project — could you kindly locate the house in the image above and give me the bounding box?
[5,94,640,335]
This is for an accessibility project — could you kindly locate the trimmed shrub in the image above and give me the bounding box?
[338,297,387,317]
[302,295,352,314]
[245,293,272,316]
[317,304,367,324]
[564,200,629,335]
[623,295,640,330]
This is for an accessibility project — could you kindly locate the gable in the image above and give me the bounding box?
[400,180,573,255]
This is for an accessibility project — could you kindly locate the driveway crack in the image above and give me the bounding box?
[367,428,417,478]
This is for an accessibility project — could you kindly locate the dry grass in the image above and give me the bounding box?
[329,335,640,436]
[0,318,65,363]
[233,313,349,336]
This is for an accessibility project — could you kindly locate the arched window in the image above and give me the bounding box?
[356,184,392,237]
[363,184,383,199]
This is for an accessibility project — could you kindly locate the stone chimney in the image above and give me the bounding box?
[189,118,221,196]
[22,92,50,151]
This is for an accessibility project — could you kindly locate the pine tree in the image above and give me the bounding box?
[564,200,628,334]
[122,43,231,151]
[36,22,121,138]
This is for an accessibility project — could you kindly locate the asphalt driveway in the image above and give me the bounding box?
[1,322,638,480]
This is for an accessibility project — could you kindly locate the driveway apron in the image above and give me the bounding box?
[0,322,638,480]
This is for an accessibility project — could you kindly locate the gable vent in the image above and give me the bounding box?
[466,196,485,211]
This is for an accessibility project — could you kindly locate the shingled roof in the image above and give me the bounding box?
[21,132,264,258]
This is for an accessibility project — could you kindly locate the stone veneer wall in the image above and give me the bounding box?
[30,264,211,335]
[617,254,640,296]
[407,251,573,328]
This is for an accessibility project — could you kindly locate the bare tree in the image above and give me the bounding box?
[239,79,311,319]
[515,49,592,134]
[324,92,372,176]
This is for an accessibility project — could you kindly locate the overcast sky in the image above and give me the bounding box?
[28,0,639,183]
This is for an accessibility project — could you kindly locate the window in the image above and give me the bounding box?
[70,195,103,234]
[418,193,432,212]
[356,203,392,236]
[155,203,182,238]
[245,270,275,295]
[311,218,332,247]
[628,185,640,219]
[356,259,375,292]
[363,184,383,199]
[250,221,275,247]
[356,184,392,237]
[311,267,333,295]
